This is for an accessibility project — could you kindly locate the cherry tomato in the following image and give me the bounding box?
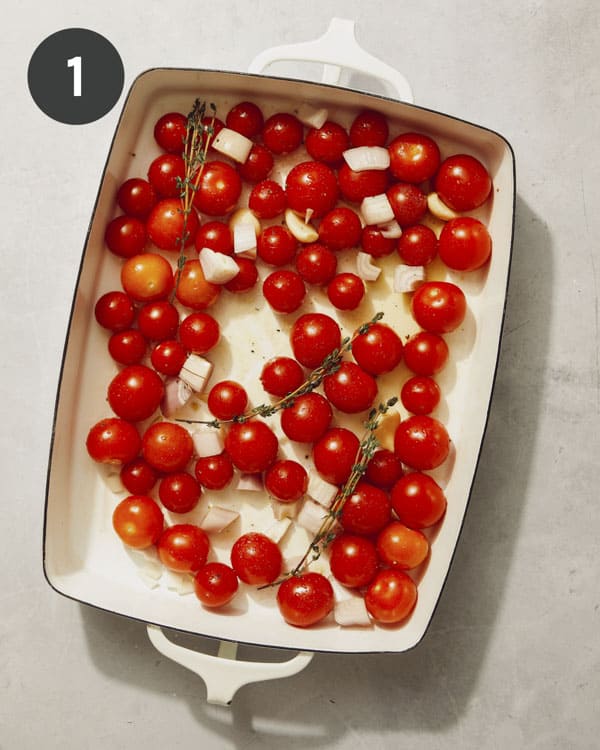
[248,180,286,219]
[349,109,389,147]
[352,322,403,375]
[226,100,264,138]
[178,311,220,353]
[264,460,308,502]
[280,392,332,443]
[318,207,362,251]
[207,380,248,420]
[194,562,239,608]
[158,472,201,513]
[263,270,306,314]
[435,154,492,211]
[137,300,179,341]
[224,420,279,473]
[388,132,441,183]
[86,417,141,465]
[147,154,185,198]
[290,313,341,369]
[394,415,450,470]
[257,225,297,266]
[401,375,441,415]
[120,457,158,495]
[260,357,304,397]
[175,260,221,310]
[142,421,194,473]
[112,495,164,549]
[262,112,303,154]
[150,339,187,376]
[360,227,395,258]
[329,534,378,588]
[412,281,466,334]
[117,178,157,219]
[201,115,224,147]
[108,329,147,365]
[305,120,349,164]
[365,569,417,623]
[403,332,449,376]
[94,291,135,331]
[121,253,174,302]
[107,364,164,422]
[193,160,242,216]
[438,217,492,271]
[105,215,147,258]
[327,273,365,311]
[338,163,388,203]
[147,199,199,252]
[295,243,337,285]
[194,220,233,255]
[397,224,438,266]
[376,521,429,569]
[365,449,404,490]
[224,258,258,293]
[285,161,339,218]
[390,472,447,529]
[313,427,360,485]
[154,111,187,153]
[276,572,334,627]
[339,480,391,535]
[194,452,234,490]
[387,183,427,227]
[324,361,377,414]
[158,524,210,573]
[238,143,274,183]
[230,532,282,585]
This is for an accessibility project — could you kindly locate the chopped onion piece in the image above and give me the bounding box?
[230,207,261,235]
[233,220,257,259]
[264,517,292,544]
[179,354,213,393]
[356,251,381,282]
[198,247,240,284]
[360,193,395,226]
[164,570,195,595]
[307,474,338,509]
[427,192,461,221]
[296,498,341,537]
[200,505,240,534]
[334,597,372,627]
[161,377,193,418]
[343,146,390,172]
[234,473,263,492]
[271,498,301,520]
[192,425,224,457]
[374,406,401,452]
[378,219,402,239]
[296,103,328,129]
[212,127,253,163]
[104,469,125,494]
[138,570,161,589]
[285,208,319,243]
[393,264,426,293]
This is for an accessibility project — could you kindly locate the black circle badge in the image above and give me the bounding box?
[28,28,124,125]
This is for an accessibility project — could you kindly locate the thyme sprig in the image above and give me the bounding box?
[260,395,398,589]
[176,311,385,429]
[170,99,217,302]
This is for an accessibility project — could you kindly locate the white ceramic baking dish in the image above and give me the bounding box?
[43,19,515,704]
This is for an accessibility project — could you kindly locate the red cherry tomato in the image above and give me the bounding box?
[175,260,221,310]
[349,109,389,147]
[397,224,438,266]
[390,472,447,529]
[208,380,248,420]
[280,393,332,443]
[226,101,264,138]
[142,421,194,473]
[194,562,239,608]
[192,160,242,216]
[412,281,467,334]
[158,472,201,513]
[388,132,441,183]
[327,273,365,311]
[224,421,279,473]
[108,329,147,365]
[86,417,141,465]
[318,207,362,251]
[178,312,220,353]
[262,112,303,154]
[364,449,404,490]
[147,199,199,251]
[338,163,388,203]
[147,153,185,198]
[260,357,304,397]
[394,415,450,470]
[201,115,224,147]
[352,322,404,375]
[249,180,286,219]
[339,480,391,535]
[277,572,334,627]
[376,521,430,570]
[230,532,282,585]
[313,427,360,485]
[264,459,308,502]
[435,154,492,211]
[224,258,258,293]
[324,361,377,414]
[150,339,187,376]
[401,375,441,415]
[105,215,147,258]
[360,226,395,258]
[194,452,234,490]
[365,569,417,623]
[112,495,164,549]
[238,143,274,183]
[117,178,157,219]
[386,183,427,227]
[285,161,339,218]
[154,111,187,153]
[295,243,337,285]
[137,300,179,341]
[290,313,341,369]
[94,291,135,331]
[257,225,297,266]
[263,270,306,314]
[121,253,174,302]
[305,120,349,164]
[403,332,449,376]
[195,220,233,255]
[158,524,210,573]
[107,364,164,422]
[120,457,158,495]
[438,217,492,271]
[329,534,378,588]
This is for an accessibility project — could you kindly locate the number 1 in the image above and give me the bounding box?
[67,56,82,97]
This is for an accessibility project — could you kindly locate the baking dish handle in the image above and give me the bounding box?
[248,17,413,103]
[147,625,313,705]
